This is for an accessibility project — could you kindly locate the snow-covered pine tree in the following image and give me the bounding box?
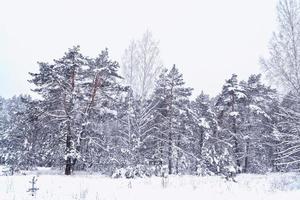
[30,46,87,175]
[242,74,279,173]
[29,46,124,175]
[152,65,192,175]
[0,95,47,170]
[216,74,247,173]
[3,96,30,170]
[112,90,159,177]
[114,89,139,170]
[72,49,125,172]
[0,97,7,165]
[214,74,278,174]
[189,92,220,175]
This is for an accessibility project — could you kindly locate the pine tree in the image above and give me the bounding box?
[242,74,278,173]
[152,65,192,174]
[113,90,159,177]
[0,95,47,171]
[29,46,124,175]
[216,74,247,173]
[190,92,219,175]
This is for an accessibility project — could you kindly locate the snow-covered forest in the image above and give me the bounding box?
[1,0,300,199]
[1,0,300,178]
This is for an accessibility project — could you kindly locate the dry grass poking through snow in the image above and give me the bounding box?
[0,169,300,200]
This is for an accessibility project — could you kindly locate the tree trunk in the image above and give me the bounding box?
[175,133,181,175]
[64,68,76,175]
[199,129,204,156]
[168,130,173,175]
[234,137,241,171]
[243,140,249,173]
[65,124,72,175]
[65,118,72,175]
[232,95,241,172]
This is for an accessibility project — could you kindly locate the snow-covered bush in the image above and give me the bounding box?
[195,163,215,176]
[0,165,13,176]
[112,165,155,178]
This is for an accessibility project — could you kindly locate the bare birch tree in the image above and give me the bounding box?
[122,40,139,92]
[261,0,300,170]
[122,30,162,100]
[261,0,300,94]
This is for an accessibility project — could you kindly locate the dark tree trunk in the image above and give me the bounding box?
[65,69,76,175]
[175,133,181,175]
[232,95,241,172]
[243,140,250,173]
[168,130,173,175]
[65,120,72,175]
[199,129,204,156]
[65,148,72,175]
[234,137,241,170]
[65,157,72,175]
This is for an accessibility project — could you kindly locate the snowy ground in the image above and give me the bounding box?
[0,168,300,200]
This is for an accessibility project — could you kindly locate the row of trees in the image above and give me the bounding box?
[1,0,300,176]
[0,53,289,176]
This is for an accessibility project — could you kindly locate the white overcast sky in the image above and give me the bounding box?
[0,0,278,99]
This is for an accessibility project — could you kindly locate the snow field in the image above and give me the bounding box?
[0,172,300,200]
